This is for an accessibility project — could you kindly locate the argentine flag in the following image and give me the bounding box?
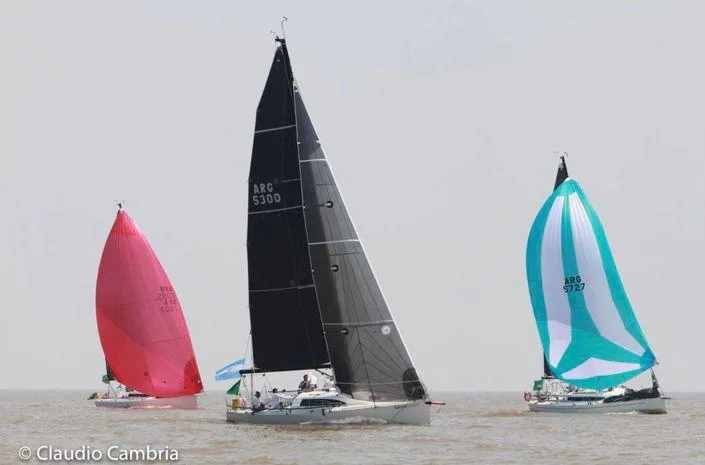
[215,358,245,381]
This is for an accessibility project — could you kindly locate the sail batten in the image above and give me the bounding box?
[527,163,656,390]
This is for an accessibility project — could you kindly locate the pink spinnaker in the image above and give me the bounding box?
[96,210,202,397]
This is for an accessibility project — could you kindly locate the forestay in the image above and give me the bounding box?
[526,165,656,390]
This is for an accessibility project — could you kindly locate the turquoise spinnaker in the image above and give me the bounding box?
[526,177,655,390]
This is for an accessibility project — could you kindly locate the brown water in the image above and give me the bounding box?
[1,391,703,464]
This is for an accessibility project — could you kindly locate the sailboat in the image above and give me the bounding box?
[524,156,667,414]
[94,206,203,409]
[226,35,432,425]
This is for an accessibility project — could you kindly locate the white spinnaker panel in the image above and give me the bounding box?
[568,194,645,356]
[562,358,642,380]
[541,196,571,367]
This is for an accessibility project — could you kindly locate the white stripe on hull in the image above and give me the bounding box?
[95,394,199,410]
[529,396,667,414]
[226,401,430,425]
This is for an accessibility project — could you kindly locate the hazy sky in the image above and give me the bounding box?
[1,1,703,392]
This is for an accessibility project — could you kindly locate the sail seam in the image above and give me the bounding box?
[308,239,360,246]
[250,284,315,293]
[325,320,394,328]
[254,124,296,134]
[248,205,303,215]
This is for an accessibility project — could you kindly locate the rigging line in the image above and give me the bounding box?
[346,357,369,389]
[354,320,376,405]
[242,331,251,372]
[349,356,366,374]
[313,367,334,381]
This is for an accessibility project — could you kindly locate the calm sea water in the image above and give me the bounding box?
[1,390,703,464]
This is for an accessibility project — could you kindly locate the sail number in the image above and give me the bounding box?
[563,275,586,293]
[252,182,282,206]
[157,285,179,313]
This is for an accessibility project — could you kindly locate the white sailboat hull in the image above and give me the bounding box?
[95,394,199,410]
[226,400,430,425]
[529,396,667,414]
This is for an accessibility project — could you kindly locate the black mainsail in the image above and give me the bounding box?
[247,40,329,373]
[246,38,425,402]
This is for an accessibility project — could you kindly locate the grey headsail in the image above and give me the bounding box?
[291,47,426,402]
[246,39,330,373]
